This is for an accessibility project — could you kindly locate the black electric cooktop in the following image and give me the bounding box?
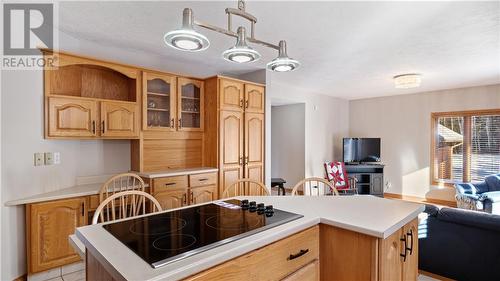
[103,199,303,268]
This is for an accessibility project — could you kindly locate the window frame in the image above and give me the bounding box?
[430,109,500,187]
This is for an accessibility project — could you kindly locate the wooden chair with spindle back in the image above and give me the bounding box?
[291,177,339,196]
[92,190,162,224]
[221,178,270,198]
[99,173,146,203]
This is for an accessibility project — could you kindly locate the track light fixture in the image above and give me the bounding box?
[164,0,300,72]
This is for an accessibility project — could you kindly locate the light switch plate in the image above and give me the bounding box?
[45,152,54,165]
[34,153,44,166]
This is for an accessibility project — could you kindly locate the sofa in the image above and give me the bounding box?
[419,205,500,281]
[455,173,500,214]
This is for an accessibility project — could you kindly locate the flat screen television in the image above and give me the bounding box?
[343,138,381,163]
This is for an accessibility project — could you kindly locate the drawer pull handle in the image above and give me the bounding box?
[165,183,176,186]
[198,178,209,181]
[287,249,309,260]
[406,229,414,255]
[400,236,407,262]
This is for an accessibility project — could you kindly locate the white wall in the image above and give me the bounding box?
[349,84,500,201]
[271,104,306,187]
[0,31,147,280]
[266,78,350,179]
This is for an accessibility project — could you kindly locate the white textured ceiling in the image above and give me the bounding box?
[58,1,500,100]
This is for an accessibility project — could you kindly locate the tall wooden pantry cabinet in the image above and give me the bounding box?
[204,76,265,197]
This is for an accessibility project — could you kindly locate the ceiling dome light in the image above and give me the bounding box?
[267,40,300,72]
[394,74,422,89]
[222,26,261,63]
[164,8,209,52]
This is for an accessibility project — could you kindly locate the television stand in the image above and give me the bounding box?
[345,163,384,197]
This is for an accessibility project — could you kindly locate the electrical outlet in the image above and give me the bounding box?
[34,153,44,166]
[53,152,60,164]
[45,152,54,165]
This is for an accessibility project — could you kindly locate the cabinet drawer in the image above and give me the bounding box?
[153,176,188,193]
[184,226,319,281]
[189,172,217,187]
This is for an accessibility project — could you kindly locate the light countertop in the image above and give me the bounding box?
[76,195,424,281]
[136,167,218,178]
[5,168,217,206]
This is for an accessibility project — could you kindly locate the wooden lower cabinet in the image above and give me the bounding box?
[27,197,87,273]
[151,172,218,210]
[184,226,319,281]
[153,188,188,210]
[190,185,217,205]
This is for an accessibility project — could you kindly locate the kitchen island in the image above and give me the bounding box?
[76,196,424,281]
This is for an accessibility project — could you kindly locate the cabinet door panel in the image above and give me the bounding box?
[190,185,217,205]
[101,101,138,138]
[244,84,265,113]
[28,198,87,273]
[245,113,264,183]
[47,97,97,137]
[219,166,244,199]
[178,78,204,132]
[379,228,403,281]
[153,189,188,210]
[143,72,176,131]
[219,110,244,196]
[370,174,384,195]
[403,219,418,281]
[220,79,244,111]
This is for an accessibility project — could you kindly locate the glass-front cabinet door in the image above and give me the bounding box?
[177,78,204,132]
[142,72,176,131]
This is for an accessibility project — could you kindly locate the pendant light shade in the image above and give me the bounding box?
[222,27,261,63]
[164,8,210,52]
[267,41,300,72]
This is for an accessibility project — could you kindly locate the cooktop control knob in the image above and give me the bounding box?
[265,205,274,217]
[257,203,265,211]
[248,201,257,212]
[240,199,249,206]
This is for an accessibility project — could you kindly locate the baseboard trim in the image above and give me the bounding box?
[384,193,457,208]
[419,270,456,281]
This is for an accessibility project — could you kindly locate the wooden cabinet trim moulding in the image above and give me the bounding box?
[41,49,203,81]
[203,75,265,87]
[384,192,457,208]
[45,93,138,104]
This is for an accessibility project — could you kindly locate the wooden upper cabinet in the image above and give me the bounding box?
[100,101,138,138]
[245,113,264,183]
[47,96,98,137]
[220,79,244,112]
[28,197,87,273]
[44,52,140,139]
[244,84,265,113]
[143,72,177,131]
[178,78,204,132]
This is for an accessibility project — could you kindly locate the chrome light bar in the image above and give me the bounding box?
[164,0,299,72]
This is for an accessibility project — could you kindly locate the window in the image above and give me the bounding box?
[431,109,500,185]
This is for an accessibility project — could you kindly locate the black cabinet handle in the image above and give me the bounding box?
[240,99,244,108]
[101,121,105,134]
[287,249,309,260]
[198,178,209,182]
[178,118,182,129]
[245,100,249,108]
[170,118,175,128]
[406,229,413,255]
[164,183,176,186]
[92,121,96,134]
[400,236,407,262]
[81,202,85,217]
[183,193,187,205]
